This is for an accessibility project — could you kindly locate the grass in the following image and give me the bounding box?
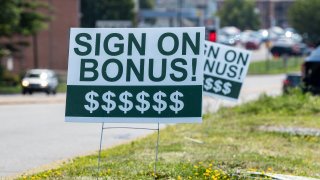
[248,57,303,75]
[17,91,320,179]
[56,83,67,93]
[0,85,21,94]
[0,82,66,94]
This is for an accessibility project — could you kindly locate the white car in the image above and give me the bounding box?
[21,69,59,95]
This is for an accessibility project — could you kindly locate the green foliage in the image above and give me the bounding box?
[81,0,135,27]
[20,92,320,179]
[140,0,154,9]
[0,67,21,87]
[288,0,320,45]
[0,85,21,94]
[18,4,50,36]
[218,0,260,30]
[0,65,4,81]
[0,0,20,37]
[0,0,49,80]
[0,67,21,94]
[57,82,67,93]
[0,0,49,37]
[0,70,20,86]
[232,90,320,116]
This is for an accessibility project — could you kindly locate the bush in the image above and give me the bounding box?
[0,69,20,86]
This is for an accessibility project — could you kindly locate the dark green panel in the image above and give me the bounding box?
[66,85,202,118]
[203,74,242,99]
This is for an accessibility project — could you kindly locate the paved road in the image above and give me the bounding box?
[0,104,162,178]
[0,74,285,178]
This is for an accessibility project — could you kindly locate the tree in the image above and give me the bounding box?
[0,0,49,39]
[0,0,20,37]
[0,0,20,59]
[18,1,50,36]
[0,0,49,58]
[217,0,260,30]
[0,0,49,78]
[81,0,135,27]
[288,0,320,45]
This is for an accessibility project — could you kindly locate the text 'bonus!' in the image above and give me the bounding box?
[84,90,184,114]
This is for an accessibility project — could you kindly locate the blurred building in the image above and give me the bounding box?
[139,0,218,27]
[12,0,79,73]
[217,0,295,29]
[7,0,295,73]
[256,0,295,28]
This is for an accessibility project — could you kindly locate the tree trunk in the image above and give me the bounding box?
[32,34,39,68]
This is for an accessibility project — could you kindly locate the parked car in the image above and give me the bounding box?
[21,69,58,95]
[302,46,320,94]
[217,33,237,46]
[282,73,302,93]
[258,29,269,42]
[218,26,241,46]
[270,37,306,57]
[240,31,263,50]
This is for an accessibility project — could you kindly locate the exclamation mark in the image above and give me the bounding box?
[238,67,243,79]
[192,58,197,81]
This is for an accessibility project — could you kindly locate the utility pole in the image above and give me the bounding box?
[266,1,275,72]
[178,0,183,27]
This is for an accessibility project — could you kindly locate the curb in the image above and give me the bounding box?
[0,94,66,105]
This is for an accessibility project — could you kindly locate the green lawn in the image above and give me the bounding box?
[0,82,66,94]
[248,57,303,75]
[19,91,320,180]
[0,85,21,94]
[56,82,67,93]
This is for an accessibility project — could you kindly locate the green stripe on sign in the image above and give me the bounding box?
[203,74,242,99]
[65,85,202,118]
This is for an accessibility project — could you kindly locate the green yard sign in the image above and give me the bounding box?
[65,27,205,123]
[204,41,251,101]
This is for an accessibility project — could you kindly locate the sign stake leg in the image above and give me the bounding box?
[97,122,105,178]
[154,122,160,178]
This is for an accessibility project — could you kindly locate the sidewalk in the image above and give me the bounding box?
[0,93,66,105]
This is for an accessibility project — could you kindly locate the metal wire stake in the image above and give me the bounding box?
[103,127,158,131]
[154,122,160,178]
[97,122,105,178]
[96,123,159,179]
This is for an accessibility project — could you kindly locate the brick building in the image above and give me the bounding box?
[11,0,80,73]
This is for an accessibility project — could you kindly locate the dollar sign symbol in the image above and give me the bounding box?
[136,91,150,114]
[84,90,99,113]
[204,78,213,91]
[222,82,232,95]
[169,91,184,114]
[213,80,222,93]
[153,91,167,114]
[101,91,116,114]
[119,91,133,114]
